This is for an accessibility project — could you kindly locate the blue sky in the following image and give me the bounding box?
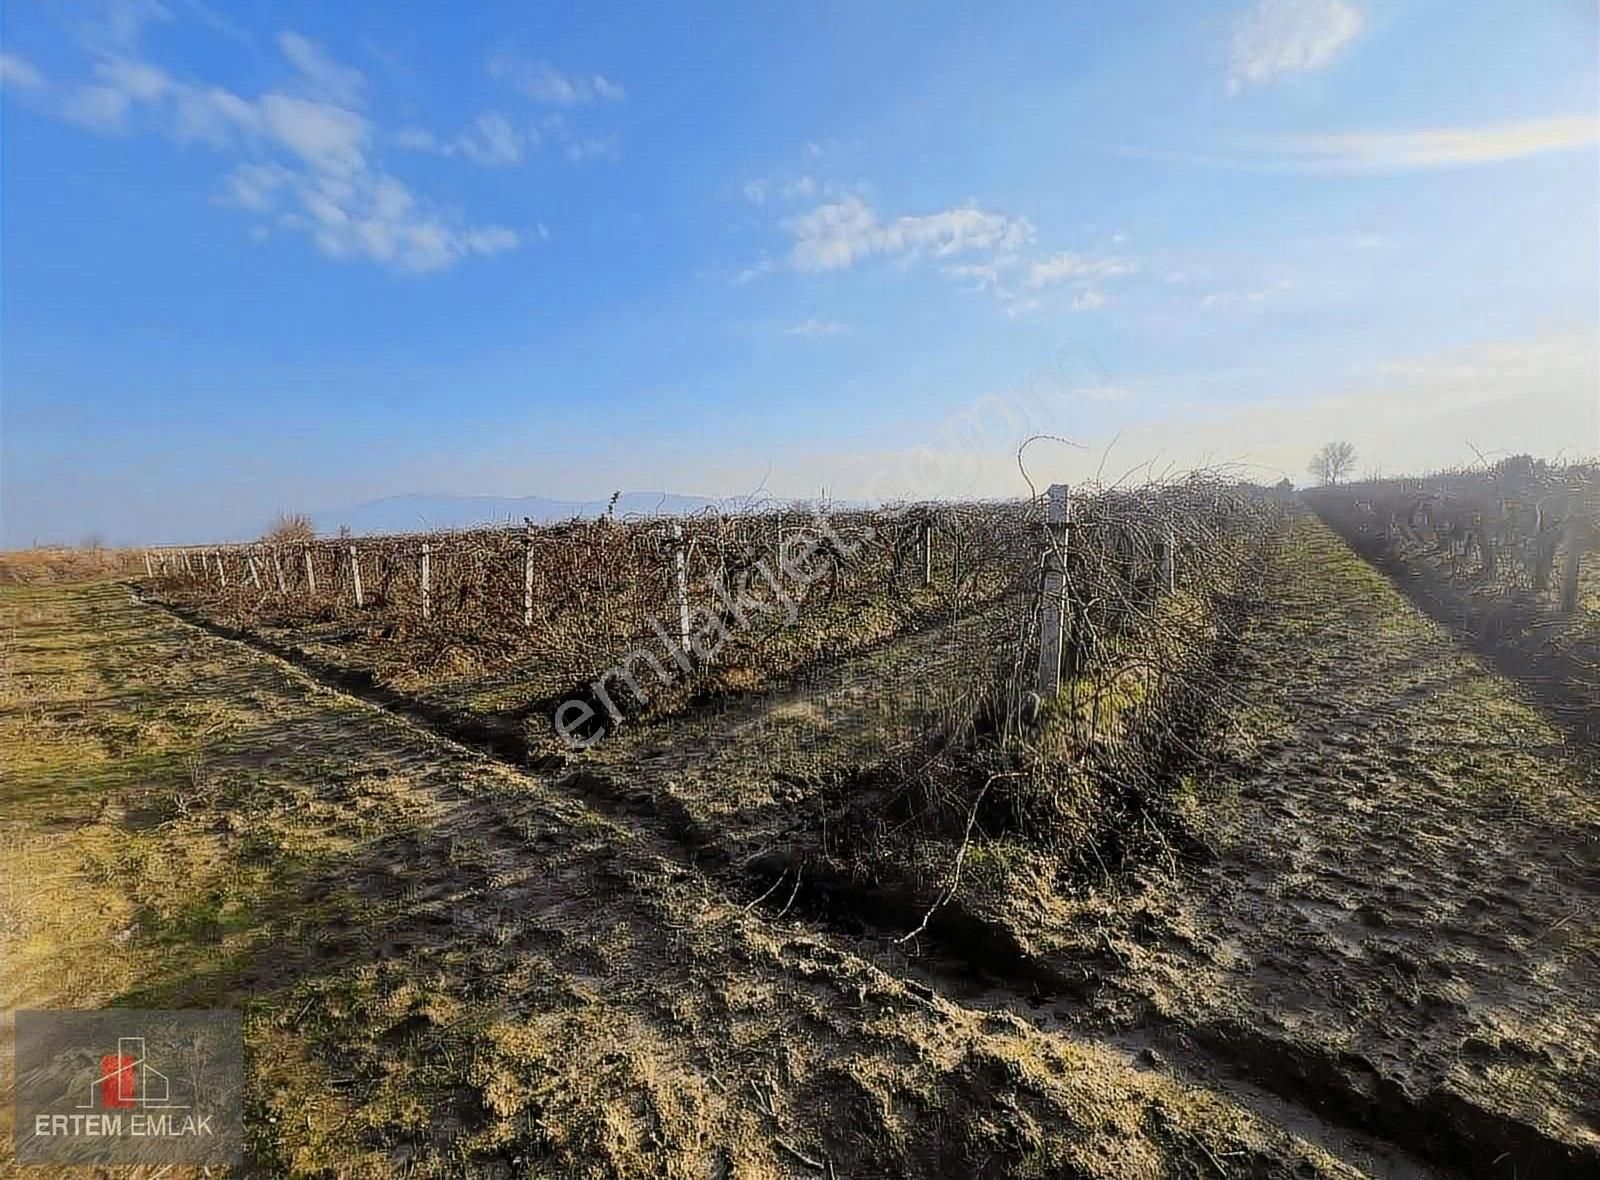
[2,0,1596,544]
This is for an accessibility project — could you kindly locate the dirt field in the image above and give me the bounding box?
[3,513,1597,1177]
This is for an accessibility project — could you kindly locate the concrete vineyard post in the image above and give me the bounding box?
[272,549,286,593]
[304,547,317,596]
[349,545,364,608]
[1163,525,1177,592]
[672,522,691,651]
[1037,483,1070,696]
[1559,515,1587,614]
[144,552,154,577]
[421,543,431,621]
[922,518,933,587]
[246,552,261,589]
[524,523,535,628]
[215,552,227,588]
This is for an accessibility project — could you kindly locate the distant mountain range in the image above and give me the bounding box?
[307,492,835,537]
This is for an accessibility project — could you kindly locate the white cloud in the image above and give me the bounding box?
[1024,250,1135,288]
[744,174,825,206]
[564,134,619,163]
[71,0,171,58]
[784,318,848,337]
[236,164,522,273]
[278,31,366,108]
[1252,116,1600,171]
[64,85,133,130]
[784,194,1033,273]
[93,56,172,100]
[782,175,818,200]
[732,256,777,285]
[1198,280,1290,309]
[943,259,1017,291]
[1228,0,1363,93]
[0,52,45,90]
[1071,290,1107,310]
[393,112,527,166]
[459,111,523,165]
[258,93,368,175]
[488,56,625,105]
[172,84,260,144]
[35,30,520,275]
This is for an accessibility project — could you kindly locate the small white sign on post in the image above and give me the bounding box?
[1036,483,1071,696]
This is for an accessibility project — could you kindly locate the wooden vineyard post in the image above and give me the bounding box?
[1559,515,1588,615]
[420,543,431,621]
[672,522,692,651]
[523,523,535,628]
[1037,483,1070,696]
[272,549,286,593]
[304,547,317,596]
[952,527,962,601]
[144,552,154,577]
[349,545,364,608]
[246,551,261,589]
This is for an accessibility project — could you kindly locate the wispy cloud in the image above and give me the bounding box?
[278,31,366,107]
[29,26,523,273]
[564,134,619,164]
[1120,115,1600,175]
[1228,0,1363,93]
[783,194,1033,273]
[488,56,625,105]
[1252,116,1600,171]
[397,112,526,165]
[0,51,46,90]
[1198,279,1291,310]
[1024,250,1136,288]
[784,318,848,337]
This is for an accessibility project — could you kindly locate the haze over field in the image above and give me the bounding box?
[2,0,1596,545]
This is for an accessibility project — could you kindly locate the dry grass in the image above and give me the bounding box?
[0,545,144,586]
[0,579,1360,1178]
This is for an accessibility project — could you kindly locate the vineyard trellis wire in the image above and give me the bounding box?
[142,478,1284,767]
[1311,456,1599,614]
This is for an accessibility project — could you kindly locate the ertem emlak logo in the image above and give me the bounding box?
[13,1010,243,1165]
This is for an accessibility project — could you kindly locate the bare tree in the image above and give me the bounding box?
[1309,441,1357,486]
[264,512,315,544]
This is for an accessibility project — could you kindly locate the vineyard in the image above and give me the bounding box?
[10,471,1600,1177]
[1307,456,1600,736]
[141,481,1282,769]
